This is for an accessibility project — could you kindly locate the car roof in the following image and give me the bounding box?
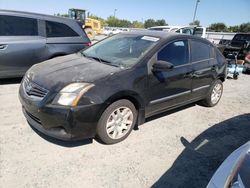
[121,30,212,44]
[149,26,181,29]
[0,9,73,22]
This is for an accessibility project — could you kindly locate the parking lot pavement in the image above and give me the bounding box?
[0,74,250,188]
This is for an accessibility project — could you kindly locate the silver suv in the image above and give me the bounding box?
[0,10,91,78]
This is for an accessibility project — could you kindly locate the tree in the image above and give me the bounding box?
[54,13,69,18]
[228,25,240,32]
[208,22,227,32]
[144,19,156,28]
[155,19,167,26]
[106,16,132,27]
[189,20,200,26]
[131,21,144,28]
[144,19,167,28]
[89,14,107,26]
[119,19,132,28]
[239,22,250,33]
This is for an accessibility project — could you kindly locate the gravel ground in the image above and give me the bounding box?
[0,74,250,188]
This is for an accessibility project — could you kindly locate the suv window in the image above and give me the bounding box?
[0,15,38,36]
[157,40,189,66]
[216,49,226,64]
[190,40,210,62]
[46,21,79,38]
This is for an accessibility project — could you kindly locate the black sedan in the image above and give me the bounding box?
[19,31,227,144]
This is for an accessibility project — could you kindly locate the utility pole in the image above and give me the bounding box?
[193,0,200,22]
[114,9,117,18]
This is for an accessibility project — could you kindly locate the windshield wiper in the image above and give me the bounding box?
[82,53,121,68]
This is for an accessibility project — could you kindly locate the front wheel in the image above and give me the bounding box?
[96,99,137,144]
[200,80,223,107]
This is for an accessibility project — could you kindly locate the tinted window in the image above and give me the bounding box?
[233,34,250,41]
[0,15,38,36]
[190,40,210,62]
[157,40,189,66]
[216,49,226,64]
[46,21,79,37]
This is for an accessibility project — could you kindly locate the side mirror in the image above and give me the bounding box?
[152,61,174,72]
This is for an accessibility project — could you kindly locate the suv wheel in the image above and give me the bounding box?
[96,99,137,144]
[200,79,223,107]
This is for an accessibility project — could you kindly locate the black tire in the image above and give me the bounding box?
[200,79,223,107]
[233,74,239,80]
[96,99,137,144]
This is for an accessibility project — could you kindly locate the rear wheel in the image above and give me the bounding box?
[96,99,137,144]
[85,28,95,41]
[200,79,223,107]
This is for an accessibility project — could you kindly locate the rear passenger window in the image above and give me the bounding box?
[0,15,38,36]
[158,40,189,66]
[190,40,210,62]
[46,21,79,37]
[216,50,226,64]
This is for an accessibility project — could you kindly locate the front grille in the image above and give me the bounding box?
[23,78,49,98]
[26,110,42,124]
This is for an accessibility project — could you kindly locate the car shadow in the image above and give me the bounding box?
[0,78,22,85]
[29,124,93,147]
[152,113,250,188]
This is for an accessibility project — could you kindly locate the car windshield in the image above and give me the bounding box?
[82,34,159,68]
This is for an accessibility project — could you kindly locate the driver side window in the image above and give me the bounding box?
[157,40,189,67]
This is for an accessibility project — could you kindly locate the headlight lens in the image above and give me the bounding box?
[53,83,94,106]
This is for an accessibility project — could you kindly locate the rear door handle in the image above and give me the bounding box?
[0,44,7,50]
[184,72,194,78]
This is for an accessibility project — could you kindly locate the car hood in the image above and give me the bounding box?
[26,53,121,92]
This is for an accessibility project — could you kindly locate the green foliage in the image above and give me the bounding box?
[155,19,167,26]
[208,22,228,32]
[189,20,201,27]
[131,21,144,28]
[144,19,167,28]
[54,13,69,18]
[54,12,250,32]
[208,22,250,33]
[238,22,250,33]
[89,14,107,26]
[228,25,240,32]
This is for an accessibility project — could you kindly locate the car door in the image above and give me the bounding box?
[0,15,46,78]
[145,39,193,116]
[189,39,216,99]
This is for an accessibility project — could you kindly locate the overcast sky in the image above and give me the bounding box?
[0,0,249,26]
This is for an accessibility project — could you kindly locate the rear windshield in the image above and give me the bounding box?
[233,34,250,41]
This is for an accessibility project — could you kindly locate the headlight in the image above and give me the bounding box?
[52,83,94,106]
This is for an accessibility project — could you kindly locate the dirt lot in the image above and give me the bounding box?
[0,74,250,188]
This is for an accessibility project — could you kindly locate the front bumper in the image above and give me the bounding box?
[19,84,103,141]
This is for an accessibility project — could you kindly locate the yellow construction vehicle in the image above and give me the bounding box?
[68,8,102,40]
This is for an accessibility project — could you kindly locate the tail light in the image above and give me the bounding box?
[85,42,91,47]
[246,55,250,60]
